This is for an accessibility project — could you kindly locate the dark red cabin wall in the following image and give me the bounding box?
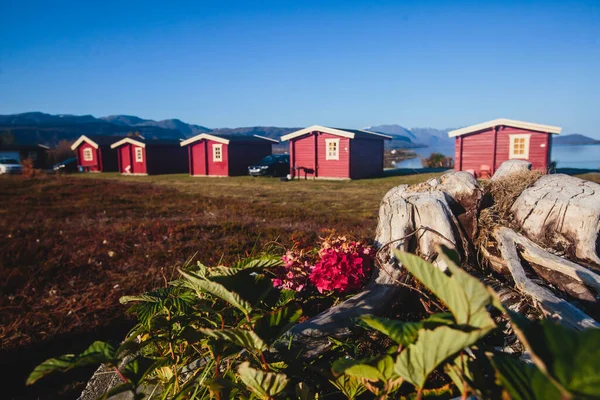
[206,140,228,176]
[117,144,146,174]
[227,142,272,176]
[289,132,350,178]
[77,143,101,171]
[290,134,316,176]
[317,133,350,178]
[118,146,131,173]
[457,128,496,175]
[494,127,550,171]
[349,139,385,179]
[190,142,207,176]
[146,146,188,175]
[456,127,551,176]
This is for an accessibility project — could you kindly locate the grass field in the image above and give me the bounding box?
[2,170,598,399]
[0,171,443,399]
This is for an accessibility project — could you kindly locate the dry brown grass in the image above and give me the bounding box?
[476,170,544,250]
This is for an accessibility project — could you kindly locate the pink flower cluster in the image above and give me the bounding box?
[272,249,313,292]
[309,237,374,294]
[272,236,374,295]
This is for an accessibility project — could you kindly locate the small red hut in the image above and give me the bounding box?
[110,137,188,175]
[71,135,120,172]
[180,133,278,177]
[280,125,391,180]
[449,118,561,178]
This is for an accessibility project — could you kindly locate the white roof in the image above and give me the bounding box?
[448,118,562,138]
[280,125,392,142]
[180,133,278,147]
[110,137,146,149]
[70,135,98,150]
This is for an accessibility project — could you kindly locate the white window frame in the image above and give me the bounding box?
[135,147,144,162]
[509,134,530,159]
[213,144,223,162]
[83,148,93,161]
[325,138,339,161]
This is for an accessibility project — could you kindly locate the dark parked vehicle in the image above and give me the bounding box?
[248,154,289,177]
[52,157,78,173]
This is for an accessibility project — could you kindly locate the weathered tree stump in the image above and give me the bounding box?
[491,160,532,181]
[511,174,600,267]
[282,163,600,357]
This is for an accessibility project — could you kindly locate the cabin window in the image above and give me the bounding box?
[325,139,339,160]
[135,147,144,162]
[28,151,38,161]
[83,148,93,161]
[213,144,223,162]
[509,134,530,159]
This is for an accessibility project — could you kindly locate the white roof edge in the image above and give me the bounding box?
[448,118,562,138]
[280,125,391,142]
[37,144,50,149]
[252,134,279,143]
[110,137,146,149]
[70,135,99,150]
[358,129,393,139]
[281,126,352,141]
[180,133,230,146]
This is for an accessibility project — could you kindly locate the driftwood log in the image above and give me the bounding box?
[283,162,600,357]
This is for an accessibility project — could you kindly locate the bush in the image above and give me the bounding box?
[421,153,453,168]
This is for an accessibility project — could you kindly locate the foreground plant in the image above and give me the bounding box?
[28,247,600,399]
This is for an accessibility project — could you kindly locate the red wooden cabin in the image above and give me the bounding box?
[449,118,561,178]
[280,125,391,180]
[110,137,188,175]
[180,133,277,177]
[71,135,120,172]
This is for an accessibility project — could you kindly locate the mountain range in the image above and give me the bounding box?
[0,112,596,149]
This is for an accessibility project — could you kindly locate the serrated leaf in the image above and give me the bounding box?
[333,355,397,383]
[179,269,252,316]
[491,354,562,400]
[254,304,302,345]
[329,374,367,399]
[237,361,289,399]
[27,341,116,385]
[394,325,491,389]
[231,256,284,271]
[199,328,267,353]
[359,315,421,347]
[394,250,495,329]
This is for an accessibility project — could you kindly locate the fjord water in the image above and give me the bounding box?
[394,144,599,170]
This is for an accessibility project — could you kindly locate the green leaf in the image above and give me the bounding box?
[199,328,267,353]
[491,354,562,400]
[237,361,289,399]
[231,256,284,271]
[359,315,421,347]
[179,269,253,316]
[508,312,600,398]
[394,325,490,389]
[329,374,367,399]
[254,304,302,345]
[394,250,495,329]
[27,341,116,385]
[210,271,274,307]
[333,355,397,383]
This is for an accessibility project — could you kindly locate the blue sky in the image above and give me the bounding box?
[1,0,599,136]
